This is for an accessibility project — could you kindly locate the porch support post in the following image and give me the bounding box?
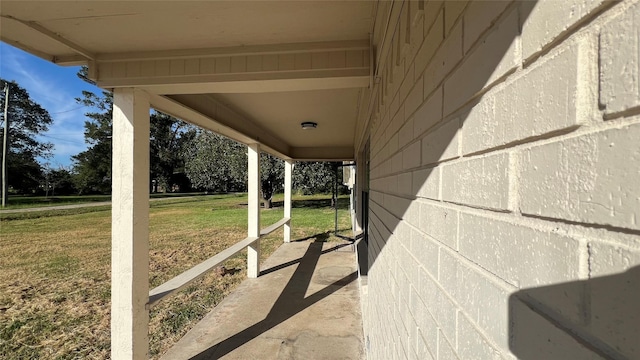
[354,153,365,232]
[284,160,292,243]
[247,143,261,278]
[111,88,150,359]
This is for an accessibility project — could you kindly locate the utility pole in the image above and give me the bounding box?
[2,83,9,207]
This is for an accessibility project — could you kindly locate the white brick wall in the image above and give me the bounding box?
[421,117,460,166]
[462,38,593,155]
[443,6,519,115]
[413,86,443,137]
[509,298,605,360]
[519,122,640,230]
[361,1,640,359]
[587,240,640,358]
[521,0,609,61]
[441,153,510,211]
[589,240,640,277]
[458,213,584,288]
[457,314,502,360]
[600,2,640,115]
[463,0,512,54]
[412,166,440,200]
[439,248,513,351]
[419,201,459,250]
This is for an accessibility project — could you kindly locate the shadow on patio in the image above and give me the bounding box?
[161,236,364,360]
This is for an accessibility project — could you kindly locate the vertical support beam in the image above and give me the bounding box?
[349,165,356,232]
[247,143,261,278]
[111,88,150,360]
[284,160,293,243]
[354,156,364,232]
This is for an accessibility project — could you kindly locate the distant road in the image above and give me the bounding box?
[0,196,198,214]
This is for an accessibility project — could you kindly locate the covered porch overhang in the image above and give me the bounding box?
[0,1,375,358]
[1,1,375,161]
[99,37,371,162]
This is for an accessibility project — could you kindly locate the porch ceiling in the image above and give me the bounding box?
[0,1,375,160]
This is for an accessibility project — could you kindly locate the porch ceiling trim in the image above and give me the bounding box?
[103,71,370,95]
[101,40,368,62]
[91,41,370,94]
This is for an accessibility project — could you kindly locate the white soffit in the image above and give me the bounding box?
[214,88,361,148]
[0,1,373,56]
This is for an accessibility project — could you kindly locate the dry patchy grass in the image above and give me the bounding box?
[0,194,351,359]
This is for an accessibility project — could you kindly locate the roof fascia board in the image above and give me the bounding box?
[95,40,370,63]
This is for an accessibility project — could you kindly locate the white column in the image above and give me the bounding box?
[111,88,150,359]
[354,155,364,232]
[284,160,293,243]
[247,143,261,278]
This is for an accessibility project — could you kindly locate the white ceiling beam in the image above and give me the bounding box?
[0,36,55,62]
[1,15,96,61]
[53,54,89,66]
[153,93,356,161]
[149,93,291,160]
[108,71,370,95]
[96,40,369,62]
[169,94,290,156]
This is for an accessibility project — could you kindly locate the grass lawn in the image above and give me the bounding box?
[0,193,353,359]
[1,192,214,210]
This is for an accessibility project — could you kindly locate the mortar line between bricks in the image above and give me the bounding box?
[438,244,517,293]
[410,199,640,248]
[602,104,640,121]
[521,0,619,68]
[520,214,640,236]
[456,125,582,159]
[375,109,640,179]
[414,116,640,169]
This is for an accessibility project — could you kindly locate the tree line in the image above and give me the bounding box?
[0,74,346,205]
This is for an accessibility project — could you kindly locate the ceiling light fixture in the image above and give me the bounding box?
[301,121,318,130]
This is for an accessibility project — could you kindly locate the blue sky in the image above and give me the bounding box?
[0,42,102,168]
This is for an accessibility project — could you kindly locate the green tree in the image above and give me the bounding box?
[293,161,340,195]
[183,131,247,192]
[260,153,284,208]
[0,79,53,195]
[150,112,196,192]
[73,67,196,194]
[71,90,113,194]
[42,166,76,196]
[183,131,285,207]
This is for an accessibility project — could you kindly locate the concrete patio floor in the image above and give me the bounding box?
[161,237,365,360]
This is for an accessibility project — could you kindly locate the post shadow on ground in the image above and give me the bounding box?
[509,265,640,359]
[259,231,354,277]
[190,238,358,360]
[270,197,350,210]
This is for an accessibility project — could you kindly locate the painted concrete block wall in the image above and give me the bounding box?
[361,1,640,359]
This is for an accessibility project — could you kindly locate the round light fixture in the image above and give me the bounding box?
[301,121,318,130]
